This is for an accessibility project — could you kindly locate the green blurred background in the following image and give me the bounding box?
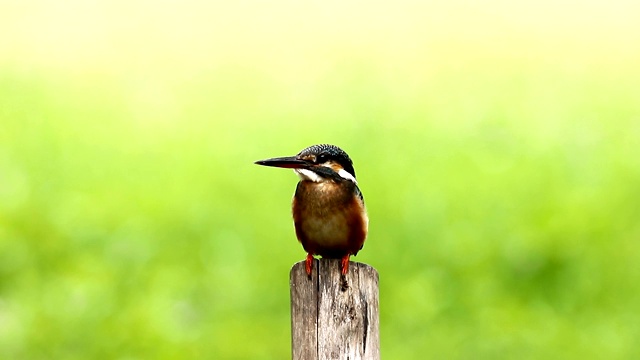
[1,0,639,358]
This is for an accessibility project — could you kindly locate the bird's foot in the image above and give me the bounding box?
[305,254,314,276]
[340,254,350,275]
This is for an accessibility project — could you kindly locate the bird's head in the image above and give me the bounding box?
[255,144,357,184]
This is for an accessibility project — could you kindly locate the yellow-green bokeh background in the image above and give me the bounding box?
[1,1,639,358]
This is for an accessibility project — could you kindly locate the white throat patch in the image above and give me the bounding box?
[294,168,322,182]
[294,167,357,184]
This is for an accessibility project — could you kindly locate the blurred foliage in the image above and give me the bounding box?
[1,0,640,359]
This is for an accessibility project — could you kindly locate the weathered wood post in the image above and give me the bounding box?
[290,258,380,360]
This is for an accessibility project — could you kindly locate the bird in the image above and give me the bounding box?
[254,144,368,276]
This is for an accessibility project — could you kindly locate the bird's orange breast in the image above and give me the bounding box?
[292,180,368,258]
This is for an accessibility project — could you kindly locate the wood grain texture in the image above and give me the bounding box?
[290,259,380,360]
[291,258,319,360]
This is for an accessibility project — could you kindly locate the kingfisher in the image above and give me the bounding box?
[255,144,368,276]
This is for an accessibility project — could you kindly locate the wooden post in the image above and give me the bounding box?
[290,258,380,360]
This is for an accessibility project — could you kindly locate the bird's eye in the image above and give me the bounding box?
[316,153,327,163]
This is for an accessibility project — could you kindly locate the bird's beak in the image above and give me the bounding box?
[254,156,310,169]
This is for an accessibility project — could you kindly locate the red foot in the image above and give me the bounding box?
[340,255,351,275]
[305,254,314,275]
